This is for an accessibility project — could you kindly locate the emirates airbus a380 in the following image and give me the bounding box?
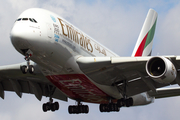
[0,8,180,114]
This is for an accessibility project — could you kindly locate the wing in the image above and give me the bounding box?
[0,62,67,101]
[76,56,180,97]
[147,87,180,99]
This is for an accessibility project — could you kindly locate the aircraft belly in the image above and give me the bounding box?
[23,27,121,103]
[29,41,122,103]
[46,74,110,103]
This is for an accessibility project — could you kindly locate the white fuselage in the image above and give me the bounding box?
[10,8,153,105]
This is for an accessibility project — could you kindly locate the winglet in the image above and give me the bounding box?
[132,9,158,57]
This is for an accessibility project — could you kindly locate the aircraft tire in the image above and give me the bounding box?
[21,65,28,74]
[29,65,34,74]
[68,105,89,114]
[125,98,133,107]
[84,105,89,113]
[42,103,47,112]
[54,102,59,110]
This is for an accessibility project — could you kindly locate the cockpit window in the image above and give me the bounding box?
[22,18,28,21]
[29,18,33,22]
[17,18,21,21]
[32,19,37,23]
[16,18,38,23]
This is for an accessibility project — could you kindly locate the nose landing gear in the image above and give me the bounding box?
[20,49,34,74]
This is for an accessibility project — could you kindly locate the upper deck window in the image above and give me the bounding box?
[16,18,38,23]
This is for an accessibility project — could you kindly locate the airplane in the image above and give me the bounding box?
[0,7,180,114]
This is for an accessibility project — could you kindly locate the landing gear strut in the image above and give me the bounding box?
[68,101,89,114]
[20,49,34,74]
[117,79,134,107]
[42,86,59,112]
[99,79,133,113]
[117,97,133,107]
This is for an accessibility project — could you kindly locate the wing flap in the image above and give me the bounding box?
[111,57,149,64]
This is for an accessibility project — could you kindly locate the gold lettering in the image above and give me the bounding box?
[94,43,106,56]
[74,31,79,44]
[102,49,107,56]
[58,18,67,36]
[66,25,73,39]
[86,39,93,53]
[84,37,87,49]
[58,18,95,54]
[66,25,79,44]
[76,32,80,44]
[80,33,84,47]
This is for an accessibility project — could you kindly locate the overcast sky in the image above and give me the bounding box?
[0,0,180,120]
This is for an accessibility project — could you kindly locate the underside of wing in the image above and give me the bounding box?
[0,62,67,101]
[147,87,180,98]
[76,56,180,98]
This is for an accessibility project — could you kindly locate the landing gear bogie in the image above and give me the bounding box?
[68,100,89,114]
[68,105,89,114]
[42,101,59,112]
[99,103,119,112]
[117,97,133,107]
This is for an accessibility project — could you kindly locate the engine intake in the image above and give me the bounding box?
[146,57,177,84]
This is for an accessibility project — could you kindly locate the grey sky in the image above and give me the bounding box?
[0,0,180,120]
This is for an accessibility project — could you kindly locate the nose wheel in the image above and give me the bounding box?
[20,49,34,74]
[21,65,34,74]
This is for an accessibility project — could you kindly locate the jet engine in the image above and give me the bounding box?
[146,57,177,84]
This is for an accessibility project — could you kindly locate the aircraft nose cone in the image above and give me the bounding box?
[10,23,32,50]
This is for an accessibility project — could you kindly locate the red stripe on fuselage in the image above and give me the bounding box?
[46,74,109,103]
[134,33,148,56]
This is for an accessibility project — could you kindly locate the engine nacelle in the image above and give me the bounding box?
[132,93,154,106]
[146,57,177,84]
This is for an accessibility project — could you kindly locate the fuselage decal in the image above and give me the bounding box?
[57,18,107,56]
[46,74,109,103]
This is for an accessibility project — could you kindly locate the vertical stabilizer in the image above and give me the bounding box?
[132,9,157,57]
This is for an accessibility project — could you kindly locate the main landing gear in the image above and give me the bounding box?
[42,86,59,112]
[20,49,34,74]
[42,98,59,112]
[117,98,133,107]
[99,97,133,113]
[68,101,89,114]
[99,103,119,112]
[99,79,133,113]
